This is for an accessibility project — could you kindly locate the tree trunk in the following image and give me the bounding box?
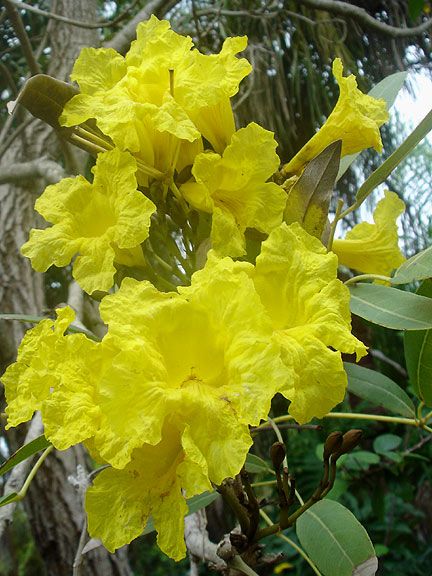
[0,2,132,574]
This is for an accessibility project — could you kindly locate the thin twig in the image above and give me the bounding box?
[4,0,41,75]
[7,0,142,30]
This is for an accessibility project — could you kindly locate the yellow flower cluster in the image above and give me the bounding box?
[4,225,366,558]
[4,15,405,562]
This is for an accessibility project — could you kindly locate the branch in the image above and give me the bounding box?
[0,158,65,185]
[105,0,180,53]
[8,0,142,30]
[4,0,41,75]
[184,510,226,571]
[300,0,432,38]
[0,413,44,538]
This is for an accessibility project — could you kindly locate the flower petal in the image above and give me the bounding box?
[332,191,405,275]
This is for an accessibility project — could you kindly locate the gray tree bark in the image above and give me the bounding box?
[0,1,134,574]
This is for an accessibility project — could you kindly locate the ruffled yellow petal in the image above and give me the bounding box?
[332,191,405,276]
[93,344,170,469]
[22,148,155,294]
[70,47,126,94]
[283,58,389,176]
[125,15,193,68]
[41,335,103,449]
[253,222,367,423]
[276,331,348,423]
[180,123,286,256]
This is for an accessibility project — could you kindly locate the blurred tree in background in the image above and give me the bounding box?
[0,1,431,574]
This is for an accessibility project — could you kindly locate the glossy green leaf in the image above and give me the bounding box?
[392,245,432,284]
[404,280,432,405]
[354,108,432,208]
[296,500,378,576]
[245,453,272,474]
[285,141,341,240]
[0,435,51,478]
[337,71,407,180]
[373,434,402,454]
[0,492,19,508]
[345,363,415,417]
[142,491,219,536]
[349,283,432,330]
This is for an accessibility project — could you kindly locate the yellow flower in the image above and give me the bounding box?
[252,223,367,423]
[2,307,75,428]
[332,191,405,276]
[86,422,210,560]
[282,58,389,176]
[180,123,287,256]
[21,148,155,295]
[2,308,103,450]
[93,254,285,469]
[60,16,251,176]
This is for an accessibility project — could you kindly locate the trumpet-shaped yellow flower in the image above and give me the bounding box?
[180,123,287,256]
[21,148,155,294]
[92,253,285,469]
[252,223,367,423]
[86,422,211,560]
[283,58,388,176]
[332,191,405,275]
[60,16,251,175]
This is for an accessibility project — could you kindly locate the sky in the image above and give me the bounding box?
[395,71,432,130]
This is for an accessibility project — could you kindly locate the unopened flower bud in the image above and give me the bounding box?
[323,431,343,461]
[270,442,286,470]
[335,429,363,458]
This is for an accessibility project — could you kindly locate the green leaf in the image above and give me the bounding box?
[337,71,407,180]
[373,434,402,454]
[285,141,341,240]
[343,451,380,471]
[245,453,272,474]
[344,363,415,418]
[0,435,51,478]
[349,283,432,330]
[296,500,378,576]
[142,491,218,536]
[404,280,432,405]
[0,492,19,508]
[354,108,432,208]
[392,246,432,284]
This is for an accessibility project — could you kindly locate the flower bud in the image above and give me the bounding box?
[270,442,286,470]
[323,431,343,461]
[335,429,363,458]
